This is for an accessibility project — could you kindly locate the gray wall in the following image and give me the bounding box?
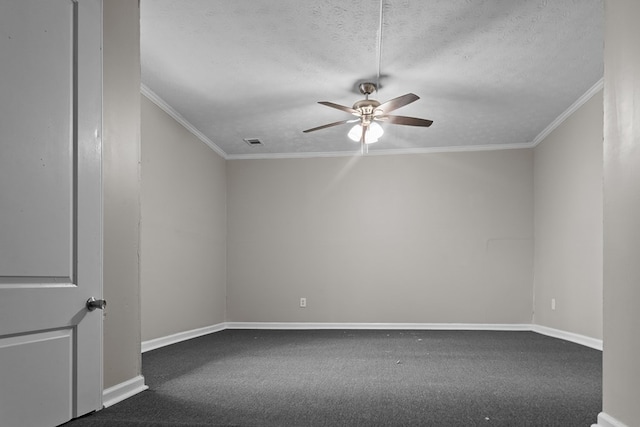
[533,91,603,340]
[140,96,227,341]
[602,0,640,424]
[227,150,534,324]
[103,0,141,389]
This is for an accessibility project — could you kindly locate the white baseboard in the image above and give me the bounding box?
[140,322,602,353]
[531,324,603,350]
[592,412,630,427]
[225,322,532,331]
[141,323,226,353]
[102,375,148,408]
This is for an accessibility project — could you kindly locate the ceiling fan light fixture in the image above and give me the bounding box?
[303,82,432,145]
[348,122,384,144]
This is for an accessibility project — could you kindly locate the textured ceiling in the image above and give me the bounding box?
[141,0,603,159]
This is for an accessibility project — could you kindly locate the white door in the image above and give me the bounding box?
[0,1,103,426]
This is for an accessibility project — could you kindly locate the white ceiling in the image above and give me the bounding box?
[140,0,603,159]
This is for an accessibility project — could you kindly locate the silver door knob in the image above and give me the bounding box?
[86,297,106,311]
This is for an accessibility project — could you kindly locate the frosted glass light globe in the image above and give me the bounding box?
[348,122,384,144]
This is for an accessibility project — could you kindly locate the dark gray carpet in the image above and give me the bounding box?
[64,330,602,426]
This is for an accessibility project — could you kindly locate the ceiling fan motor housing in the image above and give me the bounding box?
[358,82,377,96]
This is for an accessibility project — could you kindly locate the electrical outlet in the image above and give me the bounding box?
[300,297,307,308]
[551,298,556,310]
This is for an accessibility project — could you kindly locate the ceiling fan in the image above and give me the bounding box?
[303,82,433,145]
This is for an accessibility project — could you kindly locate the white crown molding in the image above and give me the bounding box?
[226,150,364,160]
[102,375,148,408]
[531,77,604,147]
[365,142,538,155]
[141,323,227,353]
[592,412,630,427]
[226,142,536,160]
[140,84,228,159]
[142,79,602,161]
[531,324,602,350]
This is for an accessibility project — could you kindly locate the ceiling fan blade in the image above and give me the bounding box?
[303,119,355,133]
[376,115,433,127]
[318,101,360,116]
[375,93,419,114]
